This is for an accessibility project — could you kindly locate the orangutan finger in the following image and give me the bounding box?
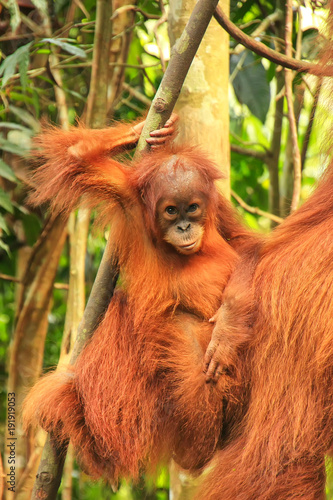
[165,113,178,127]
[146,136,170,144]
[205,358,219,383]
[213,364,225,383]
[203,342,218,372]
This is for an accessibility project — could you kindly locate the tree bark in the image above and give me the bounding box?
[168,0,230,197]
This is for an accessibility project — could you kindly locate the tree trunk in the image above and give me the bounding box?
[169,0,230,196]
[5,215,68,500]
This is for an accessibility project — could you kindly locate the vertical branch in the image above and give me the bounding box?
[136,0,220,152]
[4,0,70,495]
[285,0,302,213]
[30,2,114,498]
[301,79,322,168]
[85,0,113,128]
[265,0,285,221]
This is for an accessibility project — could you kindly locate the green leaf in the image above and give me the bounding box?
[7,129,31,151]
[0,53,17,88]
[41,38,87,59]
[0,42,32,88]
[7,0,21,32]
[0,135,28,156]
[0,214,9,234]
[0,159,18,182]
[18,45,30,90]
[231,0,256,23]
[9,105,41,132]
[230,51,271,124]
[0,189,14,214]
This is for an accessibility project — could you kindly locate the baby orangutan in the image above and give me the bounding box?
[23,116,250,483]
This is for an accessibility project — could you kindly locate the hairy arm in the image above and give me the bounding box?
[204,245,260,384]
[30,125,132,215]
[29,116,178,215]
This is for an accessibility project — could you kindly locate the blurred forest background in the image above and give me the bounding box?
[0,0,332,498]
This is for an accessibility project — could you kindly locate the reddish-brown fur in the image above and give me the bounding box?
[23,124,250,481]
[197,21,333,498]
[198,156,333,498]
[24,11,333,494]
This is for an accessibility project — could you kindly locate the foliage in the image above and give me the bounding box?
[0,0,331,498]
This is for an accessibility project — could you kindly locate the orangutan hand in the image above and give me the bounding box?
[132,114,178,149]
[203,306,232,384]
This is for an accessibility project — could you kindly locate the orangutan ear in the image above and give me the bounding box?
[140,191,146,204]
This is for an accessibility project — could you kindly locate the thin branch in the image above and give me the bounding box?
[15,449,42,495]
[0,68,46,82]
[52,62,161,69]
[122,82,151,106]
[116,97,144,113]
[136,0,220,152]
[214,5,333,75]
[153,10,168,72]
[0,273,69,290]
[231,189,283,224]
[111,5,161,20]
[73,0,90,19]
[285,0,302,213]
[234,10,283,55]
[30,3,221,499]
[142,66,158,93]
[231,143,268,161]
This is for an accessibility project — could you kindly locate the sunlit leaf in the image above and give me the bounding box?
[0,122,34,136]
[41,38,87,59]
[8,130,32,151]
[0,189,14,214]
[30,0,48,16]
[9,106,41,132]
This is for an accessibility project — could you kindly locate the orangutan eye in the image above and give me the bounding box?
[166,206,178,215]
[188,204,199,213]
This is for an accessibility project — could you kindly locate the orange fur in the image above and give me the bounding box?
[23,124,250,482]
[197,161,333,498]
[196,13,333,496]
